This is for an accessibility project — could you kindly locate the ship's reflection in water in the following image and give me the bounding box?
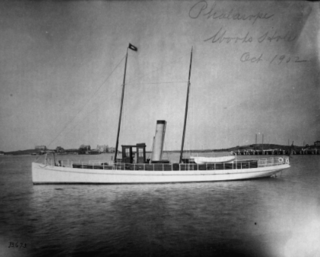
[0,155,319,257]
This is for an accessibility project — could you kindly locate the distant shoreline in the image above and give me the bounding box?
[1,143,319,156]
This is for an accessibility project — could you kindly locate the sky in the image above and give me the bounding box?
[0,0,319,152]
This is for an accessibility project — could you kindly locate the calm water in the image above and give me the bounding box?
[0,154,319,257]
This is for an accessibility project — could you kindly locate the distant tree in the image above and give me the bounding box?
[55,146,65,153]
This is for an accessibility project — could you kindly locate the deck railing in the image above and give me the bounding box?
[43,156,289,171]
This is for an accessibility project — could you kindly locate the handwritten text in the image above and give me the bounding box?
[240,52,308,64]
[240,52,263,63]
[204,27,297,44]
[189,0,274,25]
[8,242,27,249]
[269,54,308,64]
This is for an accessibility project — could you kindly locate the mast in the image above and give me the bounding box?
[114,48,129,163]
[179,47,193,163]
[114,43,138,162]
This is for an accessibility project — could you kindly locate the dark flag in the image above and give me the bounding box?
[128,43,138,52]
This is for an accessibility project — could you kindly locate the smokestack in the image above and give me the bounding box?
[151,120,167,162]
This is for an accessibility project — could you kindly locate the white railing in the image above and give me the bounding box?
[41,155,289,171]
[256,156,289,167]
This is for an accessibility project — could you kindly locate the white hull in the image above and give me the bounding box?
[32,162,289,184]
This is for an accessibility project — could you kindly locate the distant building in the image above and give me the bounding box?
[97,145,108,153]
[108,147,116,153]
[35,145,47,150]
[35,145,47,154]
[79,145,91,154]
[314,141,320,147]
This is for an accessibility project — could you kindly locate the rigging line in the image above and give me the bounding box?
[125,55,185,85]
[126,80,188,102]
[62,83,123,138]
[66,79,186,132]
[78,78,187,140]
[128,81,188,85]
[124,55,188,103]
[163,136,169,162]
[52,54,186,148]
[46,55,126,148]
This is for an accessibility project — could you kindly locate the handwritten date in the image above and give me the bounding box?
[269,54,307,64]
[240,52,263,63]
[240,52,308,64]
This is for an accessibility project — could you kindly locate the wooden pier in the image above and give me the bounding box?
[231,148,320,155]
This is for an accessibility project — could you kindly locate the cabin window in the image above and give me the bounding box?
[125,148,130,157]
[138,148,144,157]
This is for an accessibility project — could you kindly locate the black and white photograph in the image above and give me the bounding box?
[0,0,319,256]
